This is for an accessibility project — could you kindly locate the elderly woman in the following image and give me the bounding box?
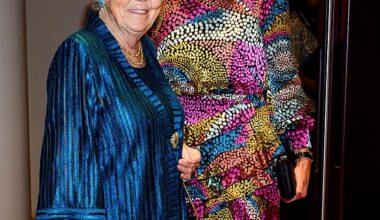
[149,0,315,219]
[36,0,200,219]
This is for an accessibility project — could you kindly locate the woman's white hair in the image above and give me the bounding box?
[88,0,103,12]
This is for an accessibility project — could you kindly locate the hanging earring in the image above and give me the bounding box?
[98,0,105,8]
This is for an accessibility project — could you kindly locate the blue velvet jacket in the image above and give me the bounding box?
[36,11,187,220]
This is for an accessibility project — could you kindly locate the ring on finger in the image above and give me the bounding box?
[296,192,302,199]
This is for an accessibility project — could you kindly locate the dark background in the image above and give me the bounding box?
[281,0,379,219]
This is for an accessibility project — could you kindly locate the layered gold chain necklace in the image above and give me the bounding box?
[119,42,144,66]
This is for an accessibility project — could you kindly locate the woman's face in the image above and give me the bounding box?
[107,0,162,35]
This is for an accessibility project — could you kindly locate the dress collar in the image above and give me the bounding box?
[85,10,117,49]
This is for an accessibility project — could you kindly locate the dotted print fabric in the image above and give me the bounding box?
[149,0,315,219]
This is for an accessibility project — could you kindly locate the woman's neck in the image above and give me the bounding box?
[99,9,141,53]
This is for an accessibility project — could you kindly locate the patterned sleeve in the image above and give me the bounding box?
[260,0,315,151]
[36,38,106,219]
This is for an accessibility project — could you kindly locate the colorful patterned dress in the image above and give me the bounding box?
[149,0,314,219]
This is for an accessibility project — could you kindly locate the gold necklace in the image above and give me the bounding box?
[121,42,142,57]
[119,42,144,66]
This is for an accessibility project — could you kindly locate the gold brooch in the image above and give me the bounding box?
[171,132,179,149]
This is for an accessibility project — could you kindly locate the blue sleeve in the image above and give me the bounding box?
[36,38,106,219]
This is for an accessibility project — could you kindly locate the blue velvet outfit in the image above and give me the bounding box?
[36,11,187,220]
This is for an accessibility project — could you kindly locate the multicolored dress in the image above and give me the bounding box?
[149,0,314,219]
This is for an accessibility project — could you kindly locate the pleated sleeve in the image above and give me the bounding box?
[36,37,106,219]
[260,0,315,151]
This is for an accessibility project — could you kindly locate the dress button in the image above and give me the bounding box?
[171,132,179,149]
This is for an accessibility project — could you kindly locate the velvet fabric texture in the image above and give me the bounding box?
[36,11,187,220]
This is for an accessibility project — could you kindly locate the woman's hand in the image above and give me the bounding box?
[178,144,201,181]
[282,157,312,203]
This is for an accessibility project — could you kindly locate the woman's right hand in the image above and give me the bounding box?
[177,144,201,181]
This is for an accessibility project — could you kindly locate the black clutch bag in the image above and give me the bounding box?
[274,153,296,200]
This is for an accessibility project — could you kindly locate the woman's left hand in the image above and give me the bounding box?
[282,157,313,203]
[178,144,201,181]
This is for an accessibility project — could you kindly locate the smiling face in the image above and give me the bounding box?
[107,0,163,36]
